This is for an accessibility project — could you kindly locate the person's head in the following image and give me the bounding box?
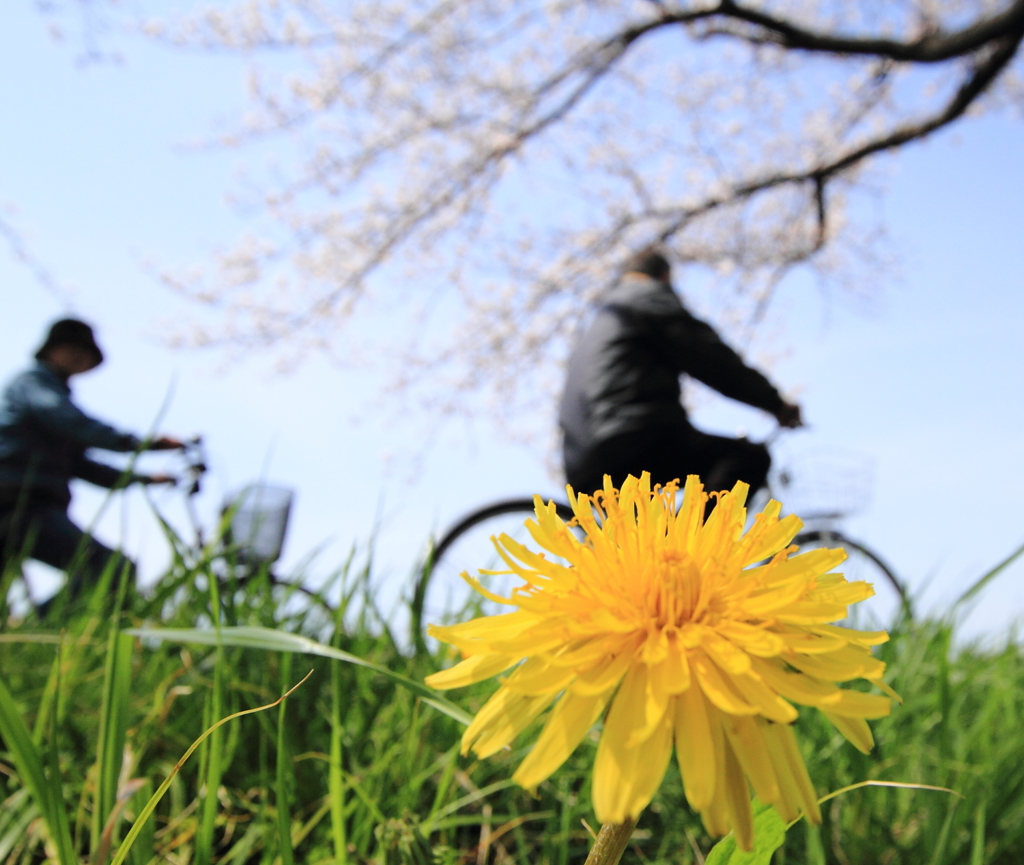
[34,318,104,377]
[623,247,671,282]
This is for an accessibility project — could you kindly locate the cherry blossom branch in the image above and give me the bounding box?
[695,0,1024,62]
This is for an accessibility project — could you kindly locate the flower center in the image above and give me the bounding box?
[652,549,706,627]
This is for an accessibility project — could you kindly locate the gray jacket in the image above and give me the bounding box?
[0,362,142,506]
[559,275,786,474]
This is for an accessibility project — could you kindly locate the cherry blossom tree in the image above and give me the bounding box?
[143,0,1024,419]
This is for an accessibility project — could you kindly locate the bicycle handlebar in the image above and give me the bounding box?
[168,436,208,497]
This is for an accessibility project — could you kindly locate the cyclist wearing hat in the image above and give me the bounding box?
[0,318,182,613]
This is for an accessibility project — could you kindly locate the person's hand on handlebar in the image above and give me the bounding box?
[148,436,187,451]
[775,402,803,429]
[139,473,177,485]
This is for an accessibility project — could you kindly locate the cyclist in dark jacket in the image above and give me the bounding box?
[559,249,801,497]
[0,318,181,611]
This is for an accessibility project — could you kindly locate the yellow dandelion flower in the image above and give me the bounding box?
[425,473,898,850]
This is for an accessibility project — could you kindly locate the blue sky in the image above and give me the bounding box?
[3,5,1023,641]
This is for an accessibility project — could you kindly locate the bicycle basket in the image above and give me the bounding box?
[770,448,875,521]
[225,483,294,564]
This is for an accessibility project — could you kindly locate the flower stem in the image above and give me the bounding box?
[583,818,639,865]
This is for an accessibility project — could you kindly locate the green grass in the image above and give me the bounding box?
[1,522,1023,865]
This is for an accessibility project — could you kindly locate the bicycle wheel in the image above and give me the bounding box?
[412,498,575,640]
[793,529,908,628]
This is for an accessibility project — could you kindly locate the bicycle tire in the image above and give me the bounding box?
[434,498,575,565]
[411,498,574,648]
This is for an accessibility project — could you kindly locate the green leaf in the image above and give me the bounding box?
[127,625,474,726]
[705,801,786,865]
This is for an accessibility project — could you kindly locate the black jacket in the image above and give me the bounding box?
[559,275,786,475]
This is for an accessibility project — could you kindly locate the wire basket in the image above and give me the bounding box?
[226,483,294,565]
[770,448,875,521]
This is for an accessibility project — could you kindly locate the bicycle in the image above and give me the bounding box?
[153,437,335,612]
[411,434,907,644]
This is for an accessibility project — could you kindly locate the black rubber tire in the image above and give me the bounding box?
[433,498,575,566]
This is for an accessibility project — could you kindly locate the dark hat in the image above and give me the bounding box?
[623,246,671,280]
[34,318,104,366]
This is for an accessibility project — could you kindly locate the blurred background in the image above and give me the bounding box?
[3,3,1023,641]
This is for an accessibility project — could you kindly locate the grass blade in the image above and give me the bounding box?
[93,630,134,851]
[955,537,1024,608]
[276,653,295,865]
[330,632,348,865]
[129,779,155,865]
[970,801,985,865]
[0,795,39,863]
[0,671,76,865]
[109,671,314,865]
[0,633,64,644]
[194,672,225,865]
[195,574,226,865]
[127,626,473,726]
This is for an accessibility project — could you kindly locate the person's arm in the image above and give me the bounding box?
[73,456,135,489]
[661,310,795,419]
[73,455,175,489]
[21,371,141,452]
